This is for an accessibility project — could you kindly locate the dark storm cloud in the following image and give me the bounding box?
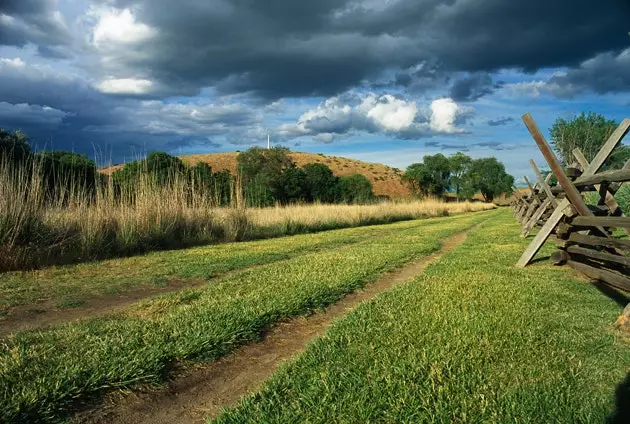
[449,73,500,101]
[94,0,629,100]
[0,59,262,160]
[487,117,515,127]
[547,48,630,97]
[0,0,71,49]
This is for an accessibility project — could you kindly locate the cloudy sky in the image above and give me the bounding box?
[1,0,629,183]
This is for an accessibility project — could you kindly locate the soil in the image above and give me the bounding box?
[0,278,206,336]
[73,229,470,424]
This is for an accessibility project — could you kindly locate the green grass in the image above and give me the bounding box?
[214,209,630,423]
[0,210,496,422]
[0,216,449,312]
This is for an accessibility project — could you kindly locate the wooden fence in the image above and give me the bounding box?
[511,113,630,292]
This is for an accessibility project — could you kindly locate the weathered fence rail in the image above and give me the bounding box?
[511,113,630,292]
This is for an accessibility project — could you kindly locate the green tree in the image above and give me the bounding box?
[462,158,514,202]
[0,129,31,163]
[237,147,294,206]
[402,163,429,196]
[280,166,308,203]
[449,152,472,199]
[402,154,451,197]
[337,174,374,204]
[302,162,338,203]
[550,112,619,166]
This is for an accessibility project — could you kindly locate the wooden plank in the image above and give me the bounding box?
[514,115,626,267]
[529,159,558,207]
[549,168,630,189]
[573,148,629,236]
[585,118,630,176]
[516,201,570,267]
[521,113,593,217]
[567,260,630,292]
[571,216,630,228]
[568,232,630,250]
[567,245,630,267]
[521,197,552,237]
[520,198,539,231]
[524,176,535,194]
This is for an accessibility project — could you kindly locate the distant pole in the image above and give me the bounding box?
[267,134,270,150]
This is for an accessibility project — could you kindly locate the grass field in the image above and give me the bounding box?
[1,153,492,271]
[0,210,494,422]
[214,210,630,423]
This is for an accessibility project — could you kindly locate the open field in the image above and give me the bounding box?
[0,153,492,271]
[0,210,494,422]
[1,208,628,423]
[214,210,630,423]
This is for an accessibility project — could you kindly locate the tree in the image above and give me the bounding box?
[462,158,514,202]
[449,152,472,199]
[0,129,31,163]
[279,166,308,203]
[302,162,338,203]
[402,154,451,197]
[237,147,294,206]
[550,112,619,166]
[402,163,429,196]
[337,174,374,204]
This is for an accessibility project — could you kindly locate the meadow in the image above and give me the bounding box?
[0,211,494,422]
[215,210,630,423]
[0,208,628,423]
[0,158,492,272]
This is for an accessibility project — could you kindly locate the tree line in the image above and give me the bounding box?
[402,152,514,202]
[1,130,376,207]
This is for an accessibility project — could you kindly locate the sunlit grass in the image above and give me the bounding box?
[0,158,494,271]
[214,209,630,423]
[0,211,495,422]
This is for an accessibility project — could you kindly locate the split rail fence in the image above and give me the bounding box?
[511,113,630,292]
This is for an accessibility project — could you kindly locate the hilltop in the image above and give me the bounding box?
[103,152,410,198]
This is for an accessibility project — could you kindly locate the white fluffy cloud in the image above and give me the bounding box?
[279,93,473,141]
[95,78,154,95]
[429,98,472,133]
[91,7,157,47]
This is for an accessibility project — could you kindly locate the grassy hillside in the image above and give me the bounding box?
[103,152,410,198]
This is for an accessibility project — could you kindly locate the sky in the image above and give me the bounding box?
[0,0,629,185]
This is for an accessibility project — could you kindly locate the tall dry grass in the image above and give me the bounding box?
[0,159,494,271]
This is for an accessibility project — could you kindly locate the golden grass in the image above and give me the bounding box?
[1,158,494,271]
[243,199,494,229]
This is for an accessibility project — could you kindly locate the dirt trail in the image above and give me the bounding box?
[0,278,208,336]
[75,229,470,424]
[0,221,431,336]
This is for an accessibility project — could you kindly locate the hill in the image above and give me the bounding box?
[103,152,410,198]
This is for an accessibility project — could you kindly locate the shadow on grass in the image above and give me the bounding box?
[529,255,551,265]
[593,281,630,308]
[609,372,630,423]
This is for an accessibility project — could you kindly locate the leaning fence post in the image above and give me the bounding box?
[515,115,629,267]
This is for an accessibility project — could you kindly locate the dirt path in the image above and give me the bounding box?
[75,229,470,424]
[0,223,425,336]
[0,278,207,336]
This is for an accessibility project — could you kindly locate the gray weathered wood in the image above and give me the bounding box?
[568,232,630,250]
[521,197,552,237]
[522,113,593,218]
[571,216,630,228]
[567,260,630,292]
[585,118,630,176]
[514,115,627,267]
[529,159,558,207]
[516,201,571,267]
[566,245,630,267]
